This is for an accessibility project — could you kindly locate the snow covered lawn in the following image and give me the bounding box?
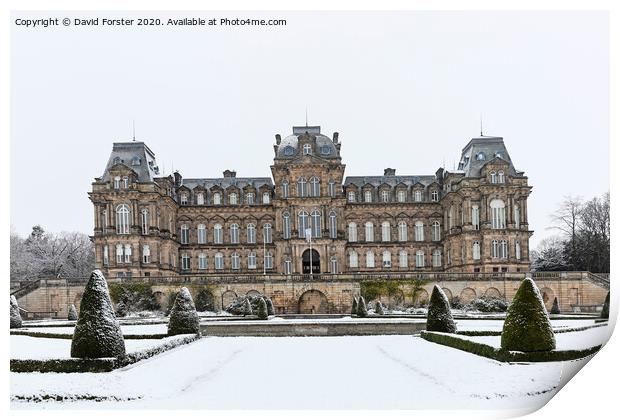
[11,335,595,410]
[455,318,597,332]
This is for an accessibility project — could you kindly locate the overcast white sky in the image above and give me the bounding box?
[10,11,608,248]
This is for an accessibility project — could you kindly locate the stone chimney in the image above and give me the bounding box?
[223,169,237,178]
[275,134,281,145]
[384,168,396,176]
[173,171,182,186]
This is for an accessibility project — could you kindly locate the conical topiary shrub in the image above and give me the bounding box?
[10,295,22,329]
[351,297,358,315]
[243,298,253,316]
[601,292,610,319]
[550,297,560,315]
[375,301,385,315]
[167,287,200,336]
[257,297,268,320]
[426,285,457,333]
[357,296,368,317]
[501,278,555,352]
[71,270,125,358]
[265,298,275,316]
[67,304,78,321]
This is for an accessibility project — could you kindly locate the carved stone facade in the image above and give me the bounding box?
[89,125,532,278]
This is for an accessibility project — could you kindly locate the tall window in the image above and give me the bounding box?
[247,224,256,244]
[415,250,425,268]
[263,223,273,243]
[124,244,132,263]
[514,205,521,229]
[498,171,505,183]
[349,251,358,268]
[116,244,123,263]
[114,176,121,190]
[103,245,109,265]
[364,190,373,203]
[329,211,337,239]
[414,190,422,202]
[282,181,289,199]
[399,250,408,268]
[328,180,336,198]
[180,224,189,244]
[229,192,238,205]
[491,240,499,258]
[297,177,307,198]
[122,177,129,189]
[330,257,338,274]
[380,221,390,242]
[282,212,291,239]
[142,245,150,263]
[303,144,312,155]
[262,192,270,204]
[381,190,389,203]
[246,192,255,205]
[102,209,108,230]
[382,251,392,268]
[348,222,358,242]
[264,252,273,269]
[431,221,441,241]
[213,224,223,244]
[448,206,454,229]
[141,209,149,235]
[230,224,240,244]
[213,192,222,205]
[284,259,292,274]
[397,190,406,203]
[197,224,207,244]
[414,221,424,241]
[472,205,480,230]
[248,252,257,269]
[215,253,224,270]
[198,253,207,270]
[365,222,374,242]
[366,251,375,268]
[309,176,320,197]
[348,191,356,203]
[116,204,130,234]
[398,221,408,242]
[180,193,188,205]
[515,241,521,260]
[500,240,508,259]
[490,171,497,183]
[231,253,240,269]
[298,211,309,238]
[311,210,321,238]
[196,192,205,205]
[432,250,442,267]
[490,199,506,229]
[431,190,439,202]
[473,241,481,260]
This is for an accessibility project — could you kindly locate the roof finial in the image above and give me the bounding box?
[480,113,483,137]
[132,120,136,141]
[305,107,308,127]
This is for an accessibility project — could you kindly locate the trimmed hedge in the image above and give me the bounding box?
[421,331,601,363]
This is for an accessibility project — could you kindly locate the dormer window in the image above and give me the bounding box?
[131,156,141,166]
[397,190,406,203]
[229,192,238,205]
[284,146,295,156]
[113,176,121,190]
[414,190,423,202]
[495,151,503,159]
[113,157,121,165]
[320,146,330,155]
[431,190,439,202]
[381,190,389,203]
[348,191,356,203]
[246,192,255,205]
[213,192,222,205]
[262,192,271,204]
[476,152,486,161]
[180,193,188,205]
[498,171,505,183]
[303,144,312,155]
[364,190,373,203]
[196,192,205,205]
[490,171,497,184]
[122,176,129,189]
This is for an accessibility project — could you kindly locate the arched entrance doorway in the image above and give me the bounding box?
[298,290,329,314]
[302,249,320,274]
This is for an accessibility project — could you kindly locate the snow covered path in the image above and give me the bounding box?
[11,335,594,410]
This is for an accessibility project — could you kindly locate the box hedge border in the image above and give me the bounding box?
[454,322,608,337]
[421,331,601,362]
[10,334,201,373]
[10,330,169,340]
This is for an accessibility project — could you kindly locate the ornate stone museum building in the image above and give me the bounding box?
[90,125,533,279]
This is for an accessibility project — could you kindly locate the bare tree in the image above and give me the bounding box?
[549,196,583,269]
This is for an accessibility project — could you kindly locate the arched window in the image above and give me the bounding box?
[311,209,321,238]
[231,253,240,270]
[498,171,505,183]
[181,253,190,271]
[297,177,307,198]
[330,256,338,274]
[303,144,312,155]
[328,180,336,198]
[514,205,521,229]
[197,224,207,244]
[198,253,207,270]
[432,250,442,267]
[196,192,205,205]
[282,212,291,239]
[247,223,256,244]
[414,190,422,202]
[365,222,374,242]
[431,221,441,241]
[142,245,150,263]
[398,221,408,242]
[248,252,257,269]
[472,205,480,230]
[490,171,497,184]
[230,223,240,244]
[329,211,337,239]
[399,250,408,268]
[213,192,222,205]
[122,176,129,189]
[397,190,406,203]
[381,190,390,203]
[298,211,309,238]
[116,204,130,234]
[180,224,189,244]
[229,192,238,205]
[381,221,391,242]
[281,181,289,199]
[366,251,375,268]
[264,252,273,269]
[364,190,373,203]
[349,251,359,268]
[490,199,506,229]
[215,253,224,270]
[263,223,272,243]
[309,176,320,197]
[141,209,149,235]
[348,222,358,242]
[348,191,356,203]
[213,224,223,244]
[415,250,425,268]
[382,251,392,268]
[415,221,424,242]
[473,241,481,260]
[491,240,499,258]
[262,192,270,204]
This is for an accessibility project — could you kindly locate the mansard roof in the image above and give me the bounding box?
[458,136,520,178]
[181,177,274,191]
[275,126,341,160]
[100,141,160,182]
[344,175,438,188]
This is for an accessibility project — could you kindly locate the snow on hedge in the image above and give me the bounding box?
[71,270,126,358]
[426,285,457,333]
[67,304,78,321]
[167,287,200,336]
